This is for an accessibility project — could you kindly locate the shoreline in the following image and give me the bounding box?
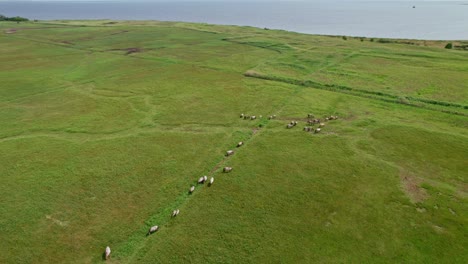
[1,1,468,40]
[2,19,468,42]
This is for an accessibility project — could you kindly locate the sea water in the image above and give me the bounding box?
[0,1,467,40]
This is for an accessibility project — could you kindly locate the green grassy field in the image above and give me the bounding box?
[0,20,467,263]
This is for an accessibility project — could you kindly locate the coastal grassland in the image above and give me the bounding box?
[0,20,467,263]
[135,85,467,263]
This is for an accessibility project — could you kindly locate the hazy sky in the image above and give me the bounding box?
[0,0,459,2]
[2,0,457,1]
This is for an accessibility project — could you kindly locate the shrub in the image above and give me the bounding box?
[445,43,453,49]
[454,44,468,50]
[0,15,29,22]
[377,39,392,43]
[342,36,347,40]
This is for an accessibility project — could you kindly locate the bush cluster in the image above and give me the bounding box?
[0,14,29,22]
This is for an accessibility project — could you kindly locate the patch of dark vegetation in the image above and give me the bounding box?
[0,14,28,23]
[107,47,144,55]
[398,41,416,45]
[244,70,468,116]
[453,44,468,51]
[125,47,141,55]
[104,22,118,25]
[370,38,416,46]
[377,39,392,43]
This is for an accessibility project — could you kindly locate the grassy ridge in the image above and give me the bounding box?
[0,20,467,263]
[243,70,468,116]
[223,33,468,106]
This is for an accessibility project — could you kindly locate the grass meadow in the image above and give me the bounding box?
[0,20,467,263]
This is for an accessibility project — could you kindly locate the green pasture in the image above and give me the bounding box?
[0,20,466,263]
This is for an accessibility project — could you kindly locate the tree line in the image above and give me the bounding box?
[0,14,29,22]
